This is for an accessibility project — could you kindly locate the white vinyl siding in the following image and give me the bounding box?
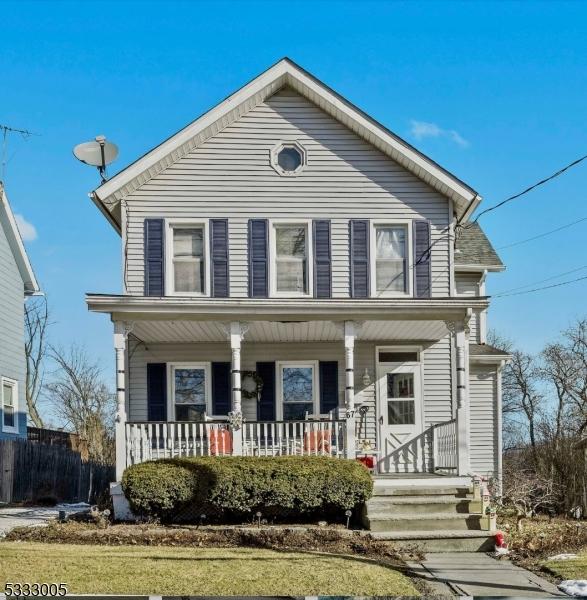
[469,365,498,479]
[123,89,451,298]
[455,273,483,343]
[127,334,453,451]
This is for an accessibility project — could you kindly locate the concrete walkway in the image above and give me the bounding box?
[0,504,89,536]
[408,552,566,597]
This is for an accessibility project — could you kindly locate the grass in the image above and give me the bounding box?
[543,553,587,581]
[0,541,419,596]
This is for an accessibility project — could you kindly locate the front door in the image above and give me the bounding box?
[377,363,425,473]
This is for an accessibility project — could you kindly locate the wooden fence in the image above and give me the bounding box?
[0,439,114,505]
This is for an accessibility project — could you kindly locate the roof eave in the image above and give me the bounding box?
[455,263,506,273]
[0,185,41,294]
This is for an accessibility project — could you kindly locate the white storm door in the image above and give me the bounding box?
[377,364,425,473]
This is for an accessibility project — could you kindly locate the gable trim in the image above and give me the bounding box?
[0,184,40,294]
[92,58,480,230]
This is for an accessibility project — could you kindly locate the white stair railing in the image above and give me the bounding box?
[432,418,458,472]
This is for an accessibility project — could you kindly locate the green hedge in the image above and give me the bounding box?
[121,456,373,523]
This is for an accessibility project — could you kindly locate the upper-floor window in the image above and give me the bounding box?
[271,222,311,296]
[166,222,209,296]
[1,377,18,433]
[372,223,410,296]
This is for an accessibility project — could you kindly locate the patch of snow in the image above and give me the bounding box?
[550,554,579,561]
[558,580,587,597]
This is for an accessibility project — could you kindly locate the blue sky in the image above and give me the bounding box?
[1,0,586,380]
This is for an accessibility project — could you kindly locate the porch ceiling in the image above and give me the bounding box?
[130,319,449,344]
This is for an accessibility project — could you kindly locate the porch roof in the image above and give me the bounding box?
[86,294,488,323]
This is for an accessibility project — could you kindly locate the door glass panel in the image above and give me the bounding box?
[386,372,415,425]
[174,368,206,421]
[282,366,313,420]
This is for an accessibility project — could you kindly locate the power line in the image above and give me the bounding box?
[492,274,587,299]
[493,264,587,296]
[496,215,587,250]
[463,152,587,226]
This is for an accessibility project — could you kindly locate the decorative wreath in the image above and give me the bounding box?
[241,370,264,401]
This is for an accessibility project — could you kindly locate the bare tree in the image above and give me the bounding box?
[24,296,49,427]
[46,346,115,463]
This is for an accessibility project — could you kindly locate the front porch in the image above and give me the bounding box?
[87,296,483,482]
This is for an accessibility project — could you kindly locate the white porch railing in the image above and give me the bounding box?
[432,418,457,472]
[125,418,347,467]
[242,420,346,457]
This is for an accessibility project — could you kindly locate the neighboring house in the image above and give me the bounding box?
[0,183,40,439]
[87,59,510,537]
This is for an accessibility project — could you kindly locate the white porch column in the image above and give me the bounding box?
[113,321,132,481]
[454,317,471,476]
[228,321,244,455]
[344,321,356,458]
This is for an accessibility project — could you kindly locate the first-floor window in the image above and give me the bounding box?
[171,364,209,421]
[280,363,316,420]
[375,224,407,294]
[172,225,205,294]
[2,377,17,432]
[274,224,309,295]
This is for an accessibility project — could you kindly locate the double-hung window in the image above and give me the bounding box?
[1,377,18,433]
[169,363,210,421]
[278,362,318,420]
[373,224,409,295]
[272,223,311,296]
[168,223,207,295]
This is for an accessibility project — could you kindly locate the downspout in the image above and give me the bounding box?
[496,359,505,496]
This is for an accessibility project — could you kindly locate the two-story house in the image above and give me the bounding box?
[0,183,40,440]
[87,59,509,536]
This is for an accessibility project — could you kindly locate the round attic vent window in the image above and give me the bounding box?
[271,141,306,176]
[277,146,302,172]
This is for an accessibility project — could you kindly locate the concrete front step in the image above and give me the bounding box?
[366,512,483,532]
[368,529,497,552]
[366,495,472,515]
[372,486,472,497]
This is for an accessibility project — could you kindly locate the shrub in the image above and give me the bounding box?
[122,456,373,523]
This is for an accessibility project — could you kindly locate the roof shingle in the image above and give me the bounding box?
[455,222,504,270]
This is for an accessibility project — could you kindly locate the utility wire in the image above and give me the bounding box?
[463,153,587,226]
[496,215,587,250]
[0,124,39,182]
[492,274,587,299]
[492,264,587,296]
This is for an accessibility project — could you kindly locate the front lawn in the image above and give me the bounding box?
[544,553,587,581]
[0,542,418,596]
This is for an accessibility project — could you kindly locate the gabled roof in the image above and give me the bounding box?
[92,57,481,232]
[0,183,40,295]
[455,222,504,272]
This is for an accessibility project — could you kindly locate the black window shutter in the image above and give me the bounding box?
[319,361,339,414]
[147,363,167,421]
[211,219,229,298]
[313,220,332,298]
[413,219,432,298]
[349,219,370,298]
[211,362,231,415]
[144,218,165,297]
[256,362,276,421]
[248,219,269,298]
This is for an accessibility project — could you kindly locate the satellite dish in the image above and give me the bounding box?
[73,135,119,182]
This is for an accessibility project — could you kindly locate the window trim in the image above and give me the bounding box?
[270,141,307,177]
[370,220,413,298]
[1,377,18,434]
[276,360,319,420]
[167,362,212,421]
[269,219,313,298]
[165,219,210,297]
